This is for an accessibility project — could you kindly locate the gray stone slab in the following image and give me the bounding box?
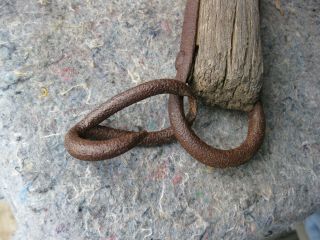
[0,0,319,239]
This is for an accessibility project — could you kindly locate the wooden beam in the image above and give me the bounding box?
[191,0,263,111]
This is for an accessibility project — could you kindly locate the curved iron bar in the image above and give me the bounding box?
[65,79,197,160]
[167,0,266,168]
[65,0,265,167]
[168,99,265,168]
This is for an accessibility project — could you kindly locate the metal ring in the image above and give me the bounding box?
[168,95,265,168]
[65,79,197,161]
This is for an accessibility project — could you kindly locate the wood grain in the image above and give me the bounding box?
[191,0,263,111]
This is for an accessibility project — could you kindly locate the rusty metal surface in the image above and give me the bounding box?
[65,79,197,160]
[65,0,265,167]
[64,0,200,162]
[2,0,320,239]
[169,101,265,168]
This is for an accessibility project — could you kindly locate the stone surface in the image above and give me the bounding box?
[0,0,319,239]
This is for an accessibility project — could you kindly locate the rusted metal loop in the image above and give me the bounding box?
[65,0,266,168]
[65,79,197,161]
[168,97,265,168]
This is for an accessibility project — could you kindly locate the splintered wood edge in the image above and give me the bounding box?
[192,0,263,111]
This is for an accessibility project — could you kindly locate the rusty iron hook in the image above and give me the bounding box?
[65,0,265,168]
[167,0,266,168]
[65,79,197,161]
[168,98,265,168]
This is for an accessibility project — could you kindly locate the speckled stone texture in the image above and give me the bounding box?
[0,0,319,239]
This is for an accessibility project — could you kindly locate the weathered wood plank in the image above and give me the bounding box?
[191,0,263,111]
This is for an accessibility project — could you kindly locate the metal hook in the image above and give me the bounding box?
[168,98,265,168]
[65,0,265,168]
[64,79,197,161]
[166,0,265,168]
